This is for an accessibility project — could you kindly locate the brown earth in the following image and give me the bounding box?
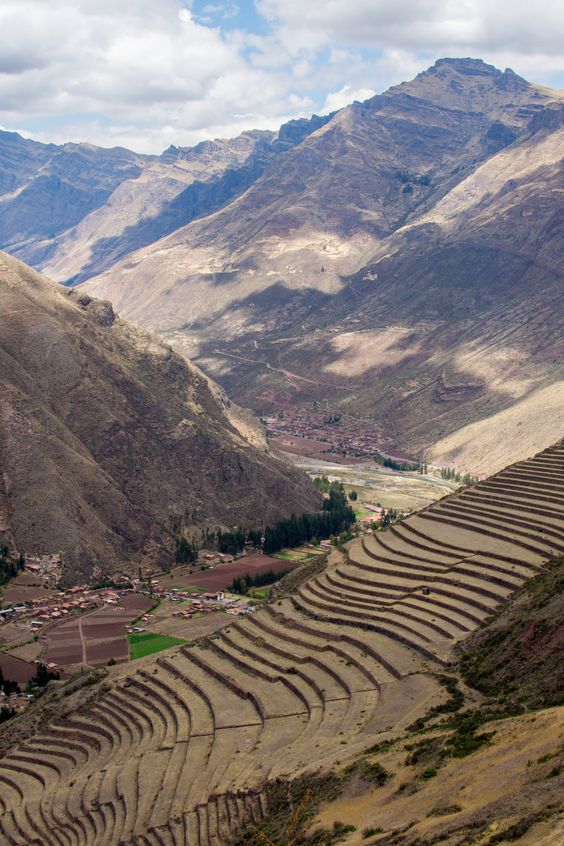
[42,593,153,670]
[313,708,563,846]
[269,436,365,465]
[0,251,320,583]
[0,651,36,684]
[1,586,58,605]
[182,553,297,591]
[148,602,231,640]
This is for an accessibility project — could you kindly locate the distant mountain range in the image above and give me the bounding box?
[0,252,318,582]
[1,58,563,474]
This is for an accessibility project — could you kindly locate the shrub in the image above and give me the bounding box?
[427,805,462,817]
[362,826,383,837]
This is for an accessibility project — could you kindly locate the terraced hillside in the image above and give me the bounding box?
[0,441,563,845]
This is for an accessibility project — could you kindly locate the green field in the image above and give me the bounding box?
[272,549,310,562]
[128,632,186,659]
[353,505,372,519]
[248,586,270,600]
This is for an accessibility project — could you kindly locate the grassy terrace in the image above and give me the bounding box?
[128,632,186,659]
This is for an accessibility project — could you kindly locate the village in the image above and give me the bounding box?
[0,556,261,641]
[263,407,394,462]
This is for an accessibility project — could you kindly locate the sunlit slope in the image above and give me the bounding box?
[81,61,564,475]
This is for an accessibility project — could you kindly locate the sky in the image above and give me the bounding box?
[0,0,563,154]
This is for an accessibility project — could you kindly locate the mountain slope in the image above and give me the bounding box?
[2,114,331,286]
[80,59,564,473]
[0,252,318,582]
[0,131,146,258]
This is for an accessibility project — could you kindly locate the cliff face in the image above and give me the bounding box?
[0,252,319,582]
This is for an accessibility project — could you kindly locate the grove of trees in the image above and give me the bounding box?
[263,483,355,555]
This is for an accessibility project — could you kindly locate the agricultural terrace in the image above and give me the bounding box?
[0,441,562,844]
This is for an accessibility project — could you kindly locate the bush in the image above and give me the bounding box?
[427,805,462,817]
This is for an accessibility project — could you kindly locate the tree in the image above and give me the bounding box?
[32,663,59,688]
[349,490,358,501]
[175,536,198,564]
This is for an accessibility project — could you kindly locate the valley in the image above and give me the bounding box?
[71,58,563,476]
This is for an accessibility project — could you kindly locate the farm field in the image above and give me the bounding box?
[0,651,37,683]
[269,435,365,465]
[0,440,562,845]
[41,592,153,671]
[6,640,43,662]
[271,549,309,562]
[128,632,186,659]
[286,454,454,512]
[1,583,59,605]
[177,553,299,591]
[0,622,32,650]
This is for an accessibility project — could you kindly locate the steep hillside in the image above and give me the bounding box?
[0,440,561,844]
[0,252,318,582]
[240,564,564,846]
[0,131,146,258]
[79,59,564,474]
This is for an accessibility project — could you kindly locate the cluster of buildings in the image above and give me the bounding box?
[360,504,388,527]
[1,585,133,632]
[0,690,35,712]
[23,553,62,586]
[263,410,385,458]
[164,589,255,618]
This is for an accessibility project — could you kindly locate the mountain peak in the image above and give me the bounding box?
[379,56,534,114]
[421,56,529,90]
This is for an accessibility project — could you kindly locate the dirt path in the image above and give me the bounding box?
[214,348,363,390]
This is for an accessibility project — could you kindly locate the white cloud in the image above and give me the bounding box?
[0,0,562,153]
[0,0,307,152]
[322,85,376,113]
[256,0,564,56]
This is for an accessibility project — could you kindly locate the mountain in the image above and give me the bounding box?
[0,252,318,583]
[1,59,562,475]
[1,115,330,285]
[0,130,146,260]
[75,58,563,474]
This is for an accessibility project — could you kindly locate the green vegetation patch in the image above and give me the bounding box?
[272,549,309,562]
[128,632,185,659]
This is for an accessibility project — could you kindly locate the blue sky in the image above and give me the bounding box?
[0,0,562,154]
